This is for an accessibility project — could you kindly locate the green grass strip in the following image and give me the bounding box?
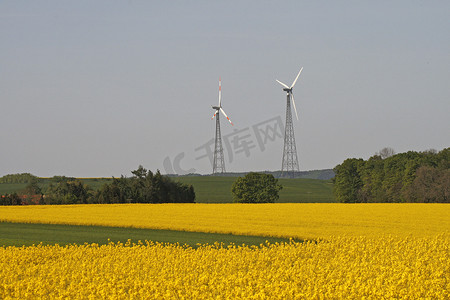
[176,176,335,203]
[0,222,297,247]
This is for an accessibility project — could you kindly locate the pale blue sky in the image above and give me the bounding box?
[1,1,449,177]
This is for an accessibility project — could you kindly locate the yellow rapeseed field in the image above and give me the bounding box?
[0,203,449,239]
[1,236,448,299]
[1,204,449,299]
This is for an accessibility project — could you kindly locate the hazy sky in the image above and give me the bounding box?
[1,1,449,177]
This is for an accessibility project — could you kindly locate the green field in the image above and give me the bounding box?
[0,183,28,195]
[77,178,113,190]
[0,222,295,247]
[176,176,335,203]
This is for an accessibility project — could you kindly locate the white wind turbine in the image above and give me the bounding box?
[211,78,233,174]
[276,67,303,177]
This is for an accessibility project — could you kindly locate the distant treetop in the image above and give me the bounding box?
[0,173,38,184]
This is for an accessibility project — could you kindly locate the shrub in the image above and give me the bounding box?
[231,172,282,203]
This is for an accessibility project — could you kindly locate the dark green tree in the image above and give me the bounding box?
[333,158,364,203]
[45,180,92,204]
[21,177,42,196]
[231,172,282,203]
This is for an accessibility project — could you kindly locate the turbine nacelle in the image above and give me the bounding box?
[276,67,303,120]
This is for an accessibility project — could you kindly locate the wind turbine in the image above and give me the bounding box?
[211,78,233,174]
[276,67,303,178]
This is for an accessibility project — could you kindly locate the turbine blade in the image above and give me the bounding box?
[218,77,222,107]
[276,80,290,89]
[291,67,303,88]
[291,93,299,121]
[211,110,218,120]
[220,108,233,126]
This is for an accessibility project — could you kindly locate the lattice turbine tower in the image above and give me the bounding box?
[276,67,303,178]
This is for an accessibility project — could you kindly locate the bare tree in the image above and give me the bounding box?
[375,147,396,159]
[423,149,437,154]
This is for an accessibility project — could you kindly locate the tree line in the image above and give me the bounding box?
[333,148,449,203]
[93,166,195,204]
[0,166,195,205]
[0,173,38,184]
